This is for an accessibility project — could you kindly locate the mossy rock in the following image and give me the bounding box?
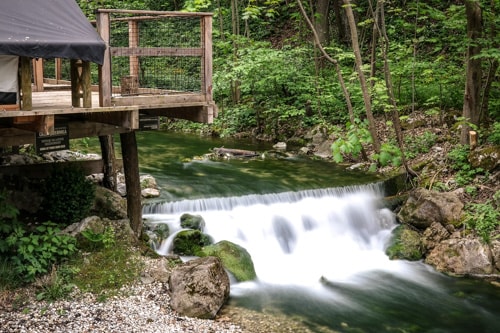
[172,229,213,256]
[180,213,206,231]
[386,225,424,261]
[198,240,257,282]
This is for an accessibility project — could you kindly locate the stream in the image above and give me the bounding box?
[106,131,499,332]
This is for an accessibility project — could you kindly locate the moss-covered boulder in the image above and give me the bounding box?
[198,240,257,282]
[172,229,213,256]
[180,213,206,231]
[386,225,424,261]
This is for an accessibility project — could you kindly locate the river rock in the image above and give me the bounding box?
[180,213,206,231]
[173,229,213,256]
[91,186,127,220]
[422,222,451,252]
[425,236,494,275]
[168,256,230,319]
[397,188,464,229]
[62,215,136,245]
[198,240,257,282]
[385,225,424,260]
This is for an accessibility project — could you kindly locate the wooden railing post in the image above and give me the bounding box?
[201,15,213,102]
[96,10,112,107]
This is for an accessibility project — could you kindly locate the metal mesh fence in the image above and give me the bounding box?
[109,14,204,96]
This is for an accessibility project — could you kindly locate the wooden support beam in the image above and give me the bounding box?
[110,47,203,57]
[120,131,142,238]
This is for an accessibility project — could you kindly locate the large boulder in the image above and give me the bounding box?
[91,186,127,220]
[397,188,464,229]
[168,256,230,319]
[385,225,424,261]
[198,240,257,282]
[469,145,500,172]
[425,236,494,275]
[62,215,136,245]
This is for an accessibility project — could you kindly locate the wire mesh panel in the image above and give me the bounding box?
[109,13,205,96]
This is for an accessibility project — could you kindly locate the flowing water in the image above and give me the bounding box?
[94,131,499,332]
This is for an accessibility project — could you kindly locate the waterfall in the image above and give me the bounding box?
[144,183,403,286]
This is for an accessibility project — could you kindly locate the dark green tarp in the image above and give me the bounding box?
[0,0,105,65]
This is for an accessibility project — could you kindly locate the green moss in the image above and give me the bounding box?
[69,243,143,297]
[198,240,257,282]
[386,225,423,261]
[172,230,213,256]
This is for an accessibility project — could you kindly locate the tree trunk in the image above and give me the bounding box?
[297,0,367,160]
[377,1,417,177]
[343,0,381,153]
[314,0,330,45]
[120,131,142,238]
[461,0,482,144]
[332,0,349,45]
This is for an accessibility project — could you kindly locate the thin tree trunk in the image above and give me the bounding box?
[377,1,417,177]
[343,0,381,153]
[296,0,367,160]
[461,0,482,144]
[314,0,330,45]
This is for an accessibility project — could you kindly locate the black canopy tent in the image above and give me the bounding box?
[0,0,105,64]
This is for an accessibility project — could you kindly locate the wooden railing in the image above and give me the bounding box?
[95,9,213,108]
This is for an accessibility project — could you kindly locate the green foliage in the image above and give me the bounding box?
[35,265,78,301]
[463,201,500,243]
[80,227,116,251]
[404,131,437,159]
[372,142,403,168]
[3,221,77,283]
[40,165,95,226]
[331,119,372,163]
[447,145,484,186]
[486,122,500,144]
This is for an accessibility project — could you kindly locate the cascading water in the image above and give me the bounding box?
[144,183,500,332]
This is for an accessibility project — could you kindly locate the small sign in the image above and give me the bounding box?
[36,123,69,154]
[139,114,159,130]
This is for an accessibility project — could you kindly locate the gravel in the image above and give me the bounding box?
[0,281,243,333]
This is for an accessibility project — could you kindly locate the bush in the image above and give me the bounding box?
[40,165,95,226]
[3,221,77,282]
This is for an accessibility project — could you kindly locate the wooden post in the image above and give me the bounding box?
[70,60,92,108]
[201,15,213,102]
[70,59,80,107]
[19,57,32,111]
[469,131,478,150]
[96,10,112,108]
[32,58,44,92]
[120,131,142,238]
[129,20,140,78]
[96,11,119,195]
[55,58,62,81]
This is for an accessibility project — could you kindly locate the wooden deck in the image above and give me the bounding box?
[0,89,216,148]
[0,10,215,149]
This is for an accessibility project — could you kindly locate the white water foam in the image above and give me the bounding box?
[144,184,434,288]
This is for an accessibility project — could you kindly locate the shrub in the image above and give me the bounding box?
[4,221,77,282]
[40,165,95,226]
